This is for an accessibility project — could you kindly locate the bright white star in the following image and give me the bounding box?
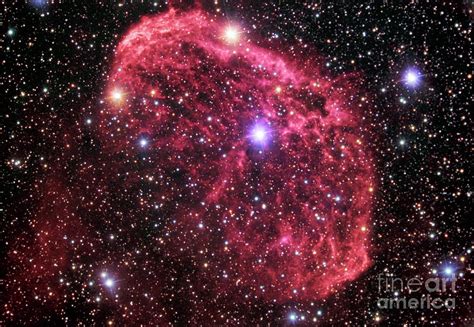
[139,138,148,147]
[111,89,124,103]
[250,123,271,146]
[402,68,422,88]
[223,26,240,44]
[105,278,114,287]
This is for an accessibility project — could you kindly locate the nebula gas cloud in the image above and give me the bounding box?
[4,1,472,325]
[101,8,375,302]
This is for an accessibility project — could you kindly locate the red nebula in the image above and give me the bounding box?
[102,8,375,302]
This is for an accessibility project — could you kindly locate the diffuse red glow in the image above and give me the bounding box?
[5,9,375,323]
[103,8,375,302]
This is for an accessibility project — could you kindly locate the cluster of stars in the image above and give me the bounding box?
[2,1,471,326]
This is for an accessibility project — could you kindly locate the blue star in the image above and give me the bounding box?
[402,67,422,88]
[249,121,272,146]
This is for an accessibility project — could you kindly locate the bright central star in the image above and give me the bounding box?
[253,127,266,142]
[139,138,148,147]
[406,71,417,83]
[223,26,240,44]
[111,89,123,103]
[402,68,422,88]
[250,122,271,146]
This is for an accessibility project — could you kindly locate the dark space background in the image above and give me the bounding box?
[1,0,472,325]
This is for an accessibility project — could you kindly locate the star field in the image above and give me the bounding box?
[2,1,472,326]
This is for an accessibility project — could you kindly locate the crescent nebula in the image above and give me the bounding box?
[100,8,375,303]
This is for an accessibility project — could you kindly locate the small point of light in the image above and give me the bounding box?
[289,313,297,321]
[7,28,15,36]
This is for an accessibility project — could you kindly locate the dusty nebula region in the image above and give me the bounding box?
[8,7,375,324]
[105,9,375,299]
